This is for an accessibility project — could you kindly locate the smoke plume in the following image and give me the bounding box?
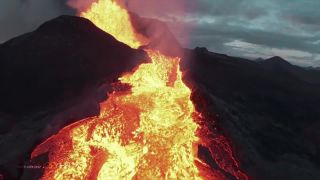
[67,0,192,53]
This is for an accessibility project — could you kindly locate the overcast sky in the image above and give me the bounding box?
[1,0,319,67]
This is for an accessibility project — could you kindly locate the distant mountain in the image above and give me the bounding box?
[260,56,291,65]
[258,56,320,84]
[254,57,265,62]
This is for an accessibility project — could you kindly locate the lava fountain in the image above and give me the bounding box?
[31,0,247,179]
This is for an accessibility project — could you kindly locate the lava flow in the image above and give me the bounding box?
[31,0,247,179]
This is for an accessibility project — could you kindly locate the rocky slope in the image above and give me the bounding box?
[0,15,147,179]
[183,47,320,180]
[0,15,147,115]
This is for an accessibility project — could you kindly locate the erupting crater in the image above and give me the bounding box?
[31,0,248,179]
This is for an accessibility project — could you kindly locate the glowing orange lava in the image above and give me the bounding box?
[80,0,148,49]
[31,0,204,179]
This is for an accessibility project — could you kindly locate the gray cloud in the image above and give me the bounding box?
[187,0,268,19]
[126,0,320,66]
[177,0,320,66]
[190,19,319,53]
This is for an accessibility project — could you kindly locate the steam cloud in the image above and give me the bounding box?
[67,0,96,12]
[125,0,193,47]
[67,0,192,55]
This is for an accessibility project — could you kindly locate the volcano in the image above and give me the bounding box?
[26,0,247,179]
[1,1,320,180]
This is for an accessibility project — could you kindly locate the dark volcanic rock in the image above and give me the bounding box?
[0,15,147,115]
[0,15,148,179]
[258,56,320,84]
[183,48,320,180]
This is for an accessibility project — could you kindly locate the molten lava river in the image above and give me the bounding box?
[31,0,248,179]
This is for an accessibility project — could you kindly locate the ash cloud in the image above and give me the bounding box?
[67,0,96,12]
[65,0,190,56]
[125,0,192,48]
